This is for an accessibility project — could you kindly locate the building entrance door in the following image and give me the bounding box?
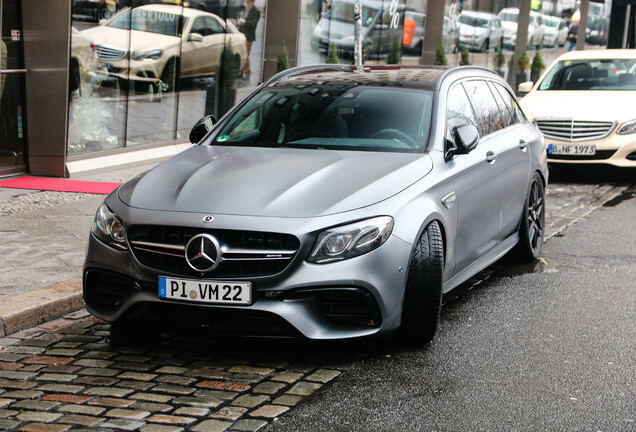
[1,0,27,177]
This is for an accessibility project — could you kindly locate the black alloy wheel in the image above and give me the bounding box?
[514,172,545,261]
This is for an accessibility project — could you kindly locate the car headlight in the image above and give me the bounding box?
[132,49,163,61]
[617,119,636,135]
[92,203,127,250]
[308,216,394,264]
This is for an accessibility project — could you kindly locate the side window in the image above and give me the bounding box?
[206,16,226,35]
[191,17,208,36]
[447,84,478,139]
[488,81,514,128]
[492,82,526,124]
[463,80,504,136]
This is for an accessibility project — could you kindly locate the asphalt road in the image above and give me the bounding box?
[267,176,636,431]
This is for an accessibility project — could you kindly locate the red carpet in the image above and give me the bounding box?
[0,176,122,194]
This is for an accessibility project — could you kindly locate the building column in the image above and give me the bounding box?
[262,0,301,81]
[420,0,445,65]
[22,0,70,177]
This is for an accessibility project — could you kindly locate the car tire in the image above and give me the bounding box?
[480,38,489,53]
[399,220,444,346]
[160,58,179,93]
[512,172,545,262]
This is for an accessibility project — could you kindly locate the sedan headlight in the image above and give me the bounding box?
[308,216,394,264]
[132,49,163,61]
[617,119,636,135]
[92,203,127,250]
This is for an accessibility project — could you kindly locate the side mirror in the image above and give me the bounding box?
[189,33,204,42]
[517,81,534,95]
[189,115,217,144]
[446,124,479,160]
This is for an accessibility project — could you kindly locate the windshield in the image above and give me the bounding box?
[499,12,518,23]
[108,8,184,36]
[544,17,558,28]
[325,1,379,27]
[539,59,636,91]
[213,84,433,153]
[457,14,489,28]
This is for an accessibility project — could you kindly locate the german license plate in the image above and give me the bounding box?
[159,276,252,305]
[548,144,596,155]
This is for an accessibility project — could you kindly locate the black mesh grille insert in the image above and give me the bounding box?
[315,289,381,327]
[84,270,138,314]
[128,225,300,278]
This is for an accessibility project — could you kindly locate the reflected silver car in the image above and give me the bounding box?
[84,65,547,345]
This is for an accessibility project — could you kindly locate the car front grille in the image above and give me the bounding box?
[128,225,300,278]
[95,44,128,61]
[535,119,615,142]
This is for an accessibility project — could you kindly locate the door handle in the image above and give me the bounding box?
[519,139,528,150]
[486,151,497,163]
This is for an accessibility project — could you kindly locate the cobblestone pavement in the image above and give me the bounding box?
[0,171,631,431]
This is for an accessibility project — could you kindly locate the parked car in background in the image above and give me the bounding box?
[457,10,503,52]
[81,4,246,92]
[185,0,247,20]
[402,11,459,55]
[311,0,408,59]
[519,49,636,167]
[84,64,547,346]
[72,0,119,22]
[542,15,567,47]
[498,8,544,49]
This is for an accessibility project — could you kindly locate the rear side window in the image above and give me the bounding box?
[492,82,525,124]
[463,80,504,136]
[488,81,515,128]
[446,84,478,137]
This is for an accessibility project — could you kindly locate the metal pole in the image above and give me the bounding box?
[354,0,363,70]
[623,5,632,48]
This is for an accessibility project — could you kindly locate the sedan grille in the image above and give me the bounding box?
[95,44,128,61]
[535,119,615,142]
[128,225,300,278]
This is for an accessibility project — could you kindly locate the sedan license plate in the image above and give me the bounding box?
[158,276,251,305]
[548,144,596,155]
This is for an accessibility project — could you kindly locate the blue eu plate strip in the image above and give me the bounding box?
[158,277,166,298]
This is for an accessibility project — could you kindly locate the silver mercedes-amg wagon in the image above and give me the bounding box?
[84,65,547,345]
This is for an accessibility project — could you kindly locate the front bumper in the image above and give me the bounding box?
[84,225,413,341]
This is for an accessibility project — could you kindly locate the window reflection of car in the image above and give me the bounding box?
[84,65,547,346]
[310,0,407,60]
[185,0,247,20]
[70,27,108,95]
[402,11,459,55]
[519,49,636,168]
[498,8,544,49]
[81,4,247,92]
[542,15,567,48]
[72,0,119,22]
[457,10,503,53]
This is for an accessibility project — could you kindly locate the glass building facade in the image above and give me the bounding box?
[0,0,615,177]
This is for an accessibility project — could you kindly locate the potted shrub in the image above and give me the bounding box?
[434,43,447,66]
[215,43,239,117]
[516,51,530,87]
[386,37,401,65]
[530,51,546,82]
[326,43,339,64]
[277,40,290,73]
[459,46,471,66]
[493,47,506,77]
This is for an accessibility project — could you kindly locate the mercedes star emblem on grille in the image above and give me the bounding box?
[202,215,215,223]
[185,234,221,272]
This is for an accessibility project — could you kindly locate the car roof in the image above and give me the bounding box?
[134,4,212,18]
[554,49,636,61]
[266,65,498,92]
[459,10,496,18]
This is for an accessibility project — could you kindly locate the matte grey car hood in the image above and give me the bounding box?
[118,145,433,218]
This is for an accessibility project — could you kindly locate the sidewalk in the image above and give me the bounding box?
[0,161,163,336]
